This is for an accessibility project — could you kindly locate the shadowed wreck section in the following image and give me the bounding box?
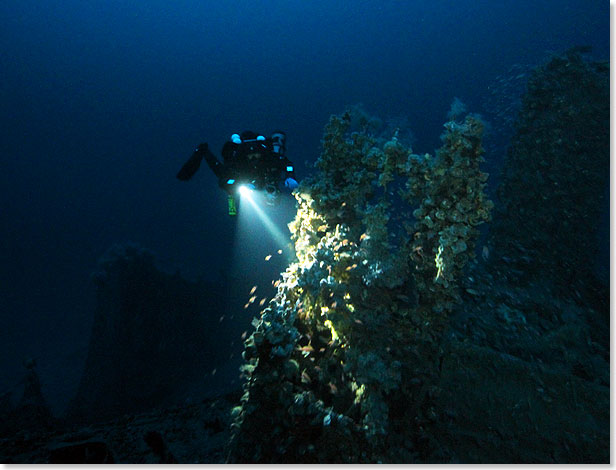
[488,48,610,299]
[67,244,229,423]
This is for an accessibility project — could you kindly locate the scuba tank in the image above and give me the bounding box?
[271,131,286,157]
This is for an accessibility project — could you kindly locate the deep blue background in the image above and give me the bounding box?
[0,0,609,413]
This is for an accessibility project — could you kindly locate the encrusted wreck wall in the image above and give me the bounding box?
[488,49,609,294]
[226,107,493,463]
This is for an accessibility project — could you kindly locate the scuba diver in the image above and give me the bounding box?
[176,130,299,215]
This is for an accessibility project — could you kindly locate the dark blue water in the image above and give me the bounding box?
[0,0,608,413]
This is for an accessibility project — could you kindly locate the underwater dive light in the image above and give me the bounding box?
[239,185,253,197]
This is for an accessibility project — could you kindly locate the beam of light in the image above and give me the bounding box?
[239,190,290,250]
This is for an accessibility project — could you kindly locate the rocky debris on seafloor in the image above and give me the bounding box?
[0,392,238,464]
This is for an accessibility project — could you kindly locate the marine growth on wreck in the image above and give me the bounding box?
[226,105,493,463]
